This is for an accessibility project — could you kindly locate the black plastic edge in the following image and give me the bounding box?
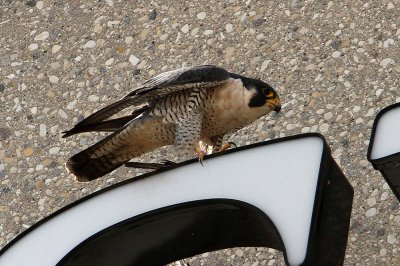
[302,141,354,265]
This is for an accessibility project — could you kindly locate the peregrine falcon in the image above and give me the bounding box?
[63,65,281,182]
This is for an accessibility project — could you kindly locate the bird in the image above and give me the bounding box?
[63,65,281,182]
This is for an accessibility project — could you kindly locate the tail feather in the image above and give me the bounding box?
[66,152,125,182]
[65,116,174,181]
[62,105,149,138]
[65,122,134,182]
[74,97,135,128]
[62,116,134,138]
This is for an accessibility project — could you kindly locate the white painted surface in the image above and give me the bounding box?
[0,136,324,266]
[370,106,400,160]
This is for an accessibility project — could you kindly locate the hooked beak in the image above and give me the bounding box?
[267,98,281,113]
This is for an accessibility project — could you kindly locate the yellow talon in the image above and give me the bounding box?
[194,143,206,166]
[218,141,237,152]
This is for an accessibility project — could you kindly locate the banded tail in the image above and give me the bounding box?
[65,117,175,181]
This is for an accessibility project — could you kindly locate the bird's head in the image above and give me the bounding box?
[247,81,281,113]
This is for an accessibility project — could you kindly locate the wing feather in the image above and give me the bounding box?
[63,65,230,137]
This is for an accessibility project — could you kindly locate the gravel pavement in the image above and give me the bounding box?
[1,0,400,265]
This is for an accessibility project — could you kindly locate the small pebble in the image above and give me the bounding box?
[30,107,38,114]
[129,55,140,66]
[191,27,199,36]
[23,148,34,157]
[197,12,206,20]
[253,18,266,27]
[88,95,100,102]
[107,21,120,27]
[39,124,46,137]
[50,62,61,70]
[256,33,266,41]
[224,47,235,63]
[149,10,157,20]
[319,123,329,133]
[137,60,147,69]
[226,23,233,33]
[383,182,390,190]
[355,119,364,125]
[125,36,134,44]
[105,0,114,6]
[365,208,377,217]
[359,160,369,167]
[58,109,68,119]
[380,58,394,68]
[0,128,12,141]
[26,0,36,7]
[67,100,77,110]
[332,51,341,58]
[181,24,190,34]
[34,31,49,41]
[36,1,43,10]
[49,147,60,155]
[38,198,46,206]
[49,75,59,84]
[324,112,333,120]
[160,33,169,41]
[50,125,59,134]
[388,234,397,244]
[93,24,103,33]
[235,249,244,257]
[83,40,96,49]
[28,43,38,51]
[105,58,114,66]
[366,197,376,207]
[260,60,271,71]
[381,192,389,201]
[286,124,296,130]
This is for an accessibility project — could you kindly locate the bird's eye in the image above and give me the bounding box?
[264,89,274,98]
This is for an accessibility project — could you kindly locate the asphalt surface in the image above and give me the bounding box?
[1,1,400,265]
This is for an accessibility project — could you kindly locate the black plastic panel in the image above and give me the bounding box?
[57,200,284,266]
[368,102,400,201]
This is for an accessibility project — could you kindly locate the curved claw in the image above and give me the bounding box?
[228,141,237,148]
[219,141,237,152]
[194,143,206,167]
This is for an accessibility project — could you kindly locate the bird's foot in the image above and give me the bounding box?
[218,141,237,152]
[194,143,206,166]
[124,160,176,170]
